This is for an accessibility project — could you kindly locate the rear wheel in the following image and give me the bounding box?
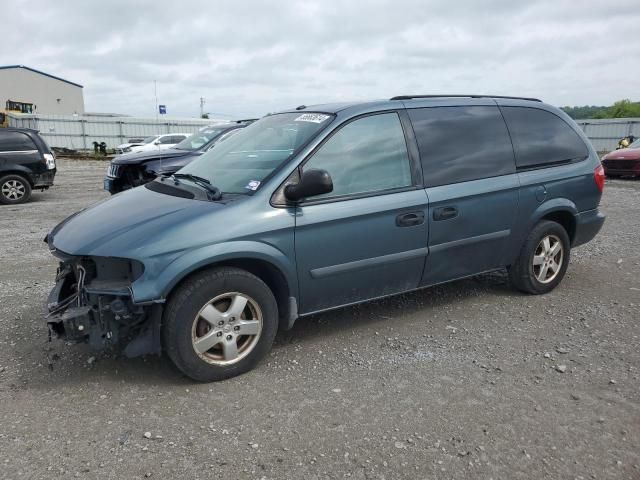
[0,174,32,205]
[162,267,278,382]
[509,220,570,294]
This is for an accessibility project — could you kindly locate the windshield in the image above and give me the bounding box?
[629,139,640,149]
[174,127,228,151]
[179,112,333,193]
[142,136,159,144]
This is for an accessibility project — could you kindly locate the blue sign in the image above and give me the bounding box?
[159,105,167,114]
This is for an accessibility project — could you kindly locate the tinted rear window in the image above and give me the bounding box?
[408,106,515,187]
[0,131,38,152]
[501,107,589,168]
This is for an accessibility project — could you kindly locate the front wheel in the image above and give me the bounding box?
[162,267,278,382]
[509,220,571,294]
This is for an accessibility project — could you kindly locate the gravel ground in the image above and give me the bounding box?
[0,158,639,480]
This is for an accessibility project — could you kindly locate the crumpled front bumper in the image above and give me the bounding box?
[45,258,161,356]
[46,271,93,343]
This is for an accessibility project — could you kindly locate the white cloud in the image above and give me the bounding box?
[2,0,638,118]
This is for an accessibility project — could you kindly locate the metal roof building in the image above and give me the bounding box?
[0,65,85,115]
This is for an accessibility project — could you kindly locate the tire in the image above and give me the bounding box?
[508,220,571,295]
[0,174,32,205]
[162,267,278,382]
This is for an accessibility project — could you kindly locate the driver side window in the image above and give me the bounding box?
[303,112,412,199]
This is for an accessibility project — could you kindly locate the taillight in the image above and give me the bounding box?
[43,153,56,170]
[594,164,605,193]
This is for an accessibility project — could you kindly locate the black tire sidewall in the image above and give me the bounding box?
[522,221,571,294]
[0,174,32,205]
[163,268,278,382]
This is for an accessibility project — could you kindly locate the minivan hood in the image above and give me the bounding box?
[49,185,227,257]
[113,148,190,165]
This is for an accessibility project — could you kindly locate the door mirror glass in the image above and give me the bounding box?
[284,169,333,202]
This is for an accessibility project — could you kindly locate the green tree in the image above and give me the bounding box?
[562,99,640,119]
[604,99,640,118]
[561,105,607,119]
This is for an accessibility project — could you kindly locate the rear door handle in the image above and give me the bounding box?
[433,206,458,221]
[396,211,425,227]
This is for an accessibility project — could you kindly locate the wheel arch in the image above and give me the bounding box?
[172,258,295,331]
[540,210,576,244]
[0,167,34,186]
[132,242,299,331]
[531,198,578,244]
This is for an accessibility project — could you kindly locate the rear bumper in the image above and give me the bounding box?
[572,208,605,248]
[32,170,56,188]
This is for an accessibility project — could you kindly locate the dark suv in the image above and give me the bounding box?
[45,95,605,382]
[0,128,56,204]
[104,121,253,193]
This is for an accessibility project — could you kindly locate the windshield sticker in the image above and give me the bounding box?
[294,113,330,123]
[245,180,261,191]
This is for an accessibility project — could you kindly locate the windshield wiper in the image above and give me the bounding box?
[169,173,222,200]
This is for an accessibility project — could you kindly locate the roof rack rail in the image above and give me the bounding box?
[390,94,542,102]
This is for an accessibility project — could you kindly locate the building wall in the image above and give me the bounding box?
[0,68,84,115]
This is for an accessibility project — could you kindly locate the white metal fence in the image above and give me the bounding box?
[575,118,640,153]
[6,112,640,154]
[7,113,226,150]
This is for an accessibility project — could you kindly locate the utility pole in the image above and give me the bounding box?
[200,97,205,118]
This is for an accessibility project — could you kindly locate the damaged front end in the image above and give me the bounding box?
[46,251,161,357]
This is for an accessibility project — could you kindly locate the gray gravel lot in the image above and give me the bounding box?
[1,158,639,479]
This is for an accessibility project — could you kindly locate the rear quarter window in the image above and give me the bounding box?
[408,106,515,187]
[501,106,589,169]
[0,131,38,152]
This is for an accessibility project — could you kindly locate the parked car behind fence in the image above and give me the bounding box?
[601,138,640,178]
[0,127,56,204]
[104,121,253,193]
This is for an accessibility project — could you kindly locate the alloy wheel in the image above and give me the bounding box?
[1,179,26,201]
[532,234,563,284]
[191,292,263,366]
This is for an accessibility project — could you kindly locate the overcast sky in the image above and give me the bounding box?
[3,0,638,119]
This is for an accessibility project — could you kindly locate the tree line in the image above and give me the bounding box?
[561,99,640,119]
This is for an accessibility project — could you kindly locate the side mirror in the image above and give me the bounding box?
[154,141,161,145]
[284,169,333,202]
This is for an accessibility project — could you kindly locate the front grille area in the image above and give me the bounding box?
[106,164,122,178]
[603,159,639,170]
[106,164,156,191]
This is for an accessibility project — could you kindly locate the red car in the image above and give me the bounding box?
[601,139,640,177]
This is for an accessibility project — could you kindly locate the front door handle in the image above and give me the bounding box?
[433,206,458,221]
[396,211,425,227]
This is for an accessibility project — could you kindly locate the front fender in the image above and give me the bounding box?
[131,240,297,303]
